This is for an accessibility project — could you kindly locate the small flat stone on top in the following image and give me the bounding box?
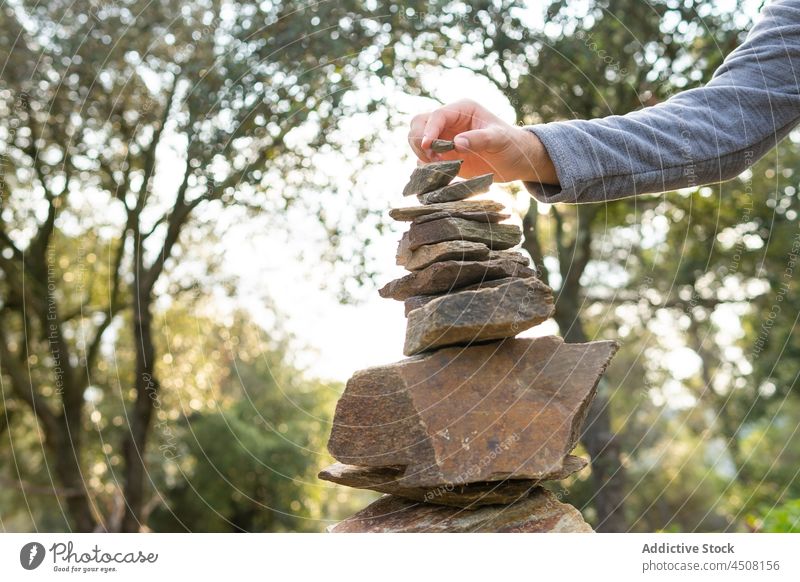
[389,199,505,222]
[430,139,455,153]
[404,240,491,271]
[402,160,462,197]
[417,173,493,204]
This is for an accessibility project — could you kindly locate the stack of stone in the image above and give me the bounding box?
[319,147,618,532]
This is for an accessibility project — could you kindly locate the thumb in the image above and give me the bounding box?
[453,126,509,154]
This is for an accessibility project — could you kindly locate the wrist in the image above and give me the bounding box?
[516,127,558,185]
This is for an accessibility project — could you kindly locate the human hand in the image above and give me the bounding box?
[407,99,558,184]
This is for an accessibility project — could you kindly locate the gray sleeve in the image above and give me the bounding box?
[524,0,800,204]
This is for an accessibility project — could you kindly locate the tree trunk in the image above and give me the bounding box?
[49,426,97,532]
[120,288,159,532]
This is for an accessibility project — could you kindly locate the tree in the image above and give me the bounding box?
[0,0,528,531]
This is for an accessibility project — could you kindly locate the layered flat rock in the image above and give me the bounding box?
[379,257,535,301]
[402,160,462,197]
[406,217,522,252]
[403,277,555,355]
[413,210,510,225]
[328,488,594,533]
[430,139,455,153]
[328,336,618,486]
[318,462,588,508]
[389,199,505,221]
[417,173,493,204]
[402,272,533,316]
[404,240,490,271]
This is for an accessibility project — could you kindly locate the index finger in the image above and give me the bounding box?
[408,112,433,162]
[421,102,476,149]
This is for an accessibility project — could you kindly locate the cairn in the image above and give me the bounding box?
[320,144,618,532]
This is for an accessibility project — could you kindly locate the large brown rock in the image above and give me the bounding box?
[407,217,521,251]
[404,240,490,271]
[389,199,505,221]
[403,277,555,355]
[402,160,462,196]
[318,462,587,508]
[328,488,594,533]
[417,174,493,204]
[328,336,618,486]
[379,257,535,301]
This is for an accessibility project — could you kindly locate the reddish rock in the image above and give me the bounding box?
[389,200,506,222]
[404,240,490,271]
[318,462,588,508]
[417,174,493,204]
[402,160,462,197]
[328,336,618,486]
[379,258,535,301]
[403,277,555,355]
[328,488,594,533]
[407,217,521,251]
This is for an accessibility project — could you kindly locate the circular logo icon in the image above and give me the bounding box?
[20,542,46,570]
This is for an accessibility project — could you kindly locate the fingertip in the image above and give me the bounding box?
[454,135,470,151]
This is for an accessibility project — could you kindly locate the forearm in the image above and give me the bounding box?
[524,0,800,203]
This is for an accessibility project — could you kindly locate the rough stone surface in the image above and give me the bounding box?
[404,294,438,315]
[328,488,594,533]
[328,336,618,486]
[395,231,412,266]
[402,271,532,315]
[403,275,522,316]
[403,278,555,355]
[404,240,491,271]
[379,258,535,301]
[318,462,589,508]
[417,174,493,204]
[412,210,510,225]
[402,160,462,197]
[430,139,455,153]
[389,200,505,221]
[406,217,522,252]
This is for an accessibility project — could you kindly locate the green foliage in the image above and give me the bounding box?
[758,499,800,533]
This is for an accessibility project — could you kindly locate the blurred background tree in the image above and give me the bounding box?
[2,0,799,534]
